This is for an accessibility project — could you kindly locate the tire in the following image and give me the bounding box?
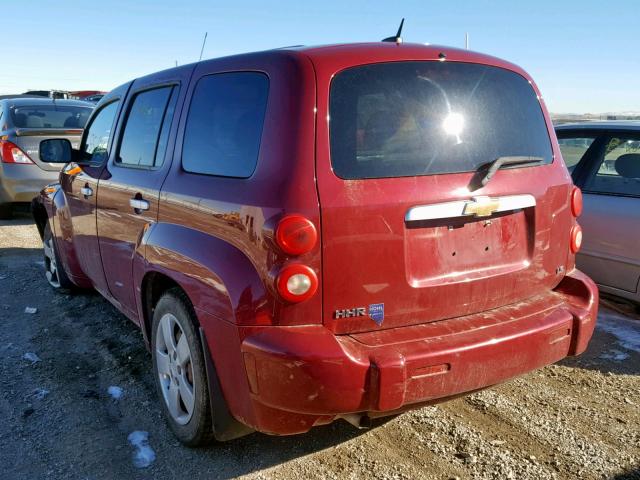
[0,203,12,220]
[43,222,74,291]
[151,289,215,446]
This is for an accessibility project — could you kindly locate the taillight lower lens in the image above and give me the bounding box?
[276,264,318,303]
[570,224,583,253]
[571,187,583,217]
[275,215,317,256]
[1,141,34,164]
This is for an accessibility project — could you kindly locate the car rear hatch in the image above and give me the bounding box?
[316,60,573,334]
[13,128,83,171]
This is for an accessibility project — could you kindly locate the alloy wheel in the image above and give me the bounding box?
[155,313,196,425]
[43,237,61,288]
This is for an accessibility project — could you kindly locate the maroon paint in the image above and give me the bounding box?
[37,43,598,437]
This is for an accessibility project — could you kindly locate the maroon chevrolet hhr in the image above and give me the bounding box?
[33,41,598,445]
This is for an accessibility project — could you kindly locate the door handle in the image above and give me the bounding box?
[80,186,93,197]
[129,198,150,212]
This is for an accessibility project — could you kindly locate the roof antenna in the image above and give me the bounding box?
[199,32,208,61]
[382,18,405,44]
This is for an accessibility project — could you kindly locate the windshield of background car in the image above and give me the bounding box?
[10,105,92,129]
[329,61,553,179]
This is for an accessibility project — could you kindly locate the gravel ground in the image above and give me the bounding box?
[1,214,639,480]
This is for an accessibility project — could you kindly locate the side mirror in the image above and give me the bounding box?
[39,138,74,164]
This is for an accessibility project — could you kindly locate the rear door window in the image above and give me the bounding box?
[182,72,269,178]
[117,86,176,168]
[584,136,640,196]
[330,61,553,180]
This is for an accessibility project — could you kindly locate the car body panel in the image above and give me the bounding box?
[53,85,132,294]
[312,44,575,333]
[96,65,194,318]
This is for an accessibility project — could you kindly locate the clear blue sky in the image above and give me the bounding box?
[4,0,638,113]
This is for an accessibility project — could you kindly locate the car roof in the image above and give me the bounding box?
[131,42,531,89]
[555,121,640,131]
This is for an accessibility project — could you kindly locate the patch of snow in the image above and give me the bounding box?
[31,388,50,400]
[24,307,38,314]
[107,386,123,400]
[600,349,630,361]
[597,310,640,354]
[22,352,41,364]
[127,431,156,469]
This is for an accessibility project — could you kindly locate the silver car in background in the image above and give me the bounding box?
[556,122,640,305]
[0,97,93,218]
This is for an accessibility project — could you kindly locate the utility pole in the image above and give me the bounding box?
[465,32,469,50]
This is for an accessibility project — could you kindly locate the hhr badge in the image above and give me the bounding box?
[334,303,385,326]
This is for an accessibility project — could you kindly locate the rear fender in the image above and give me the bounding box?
[138,222,270,329]
[136,222,270,431]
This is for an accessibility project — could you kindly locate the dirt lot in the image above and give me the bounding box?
[1,214,639,480]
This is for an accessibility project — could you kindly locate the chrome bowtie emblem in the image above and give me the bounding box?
[463,196,500,218]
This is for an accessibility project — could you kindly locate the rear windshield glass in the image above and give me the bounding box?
[330,61,553,179]
[10,105,92,129]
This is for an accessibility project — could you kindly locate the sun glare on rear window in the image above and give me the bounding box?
[329,61,553,180]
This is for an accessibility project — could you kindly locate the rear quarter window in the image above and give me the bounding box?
[330,61,553,180]
[182,72,269,178]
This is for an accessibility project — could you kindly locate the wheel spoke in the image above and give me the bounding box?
[167,382,181,418]
[176,334,191,367]
[179,377,195,414]
[156,350,171,376]
[43,241,53,260]
[160,315,176,353]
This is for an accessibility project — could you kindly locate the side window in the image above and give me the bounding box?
[117,86,176,168]
[584,136,640,196]
[182,72,269,178]
[81,101,120,163]
[557,136,597,171]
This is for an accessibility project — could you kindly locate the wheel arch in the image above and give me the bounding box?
[137,248,255,440]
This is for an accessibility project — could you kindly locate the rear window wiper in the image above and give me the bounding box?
[469,156,545,191]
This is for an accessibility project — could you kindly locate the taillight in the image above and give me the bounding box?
[571,187,583,217]
[0,140,34,164]
[275,215,317,256]
[276,264,318,303]
[570,224,583,253]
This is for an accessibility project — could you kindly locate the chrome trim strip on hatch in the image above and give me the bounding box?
[405,194,536,221]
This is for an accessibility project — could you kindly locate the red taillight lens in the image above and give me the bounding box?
[0,140,34,164]
[276,264,318,303]
[570,224,583,253]
[275,215,317,256]
[571,187,583,217]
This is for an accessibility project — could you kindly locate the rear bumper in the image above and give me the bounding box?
[0,163,59,203]
[239,270,598,434]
